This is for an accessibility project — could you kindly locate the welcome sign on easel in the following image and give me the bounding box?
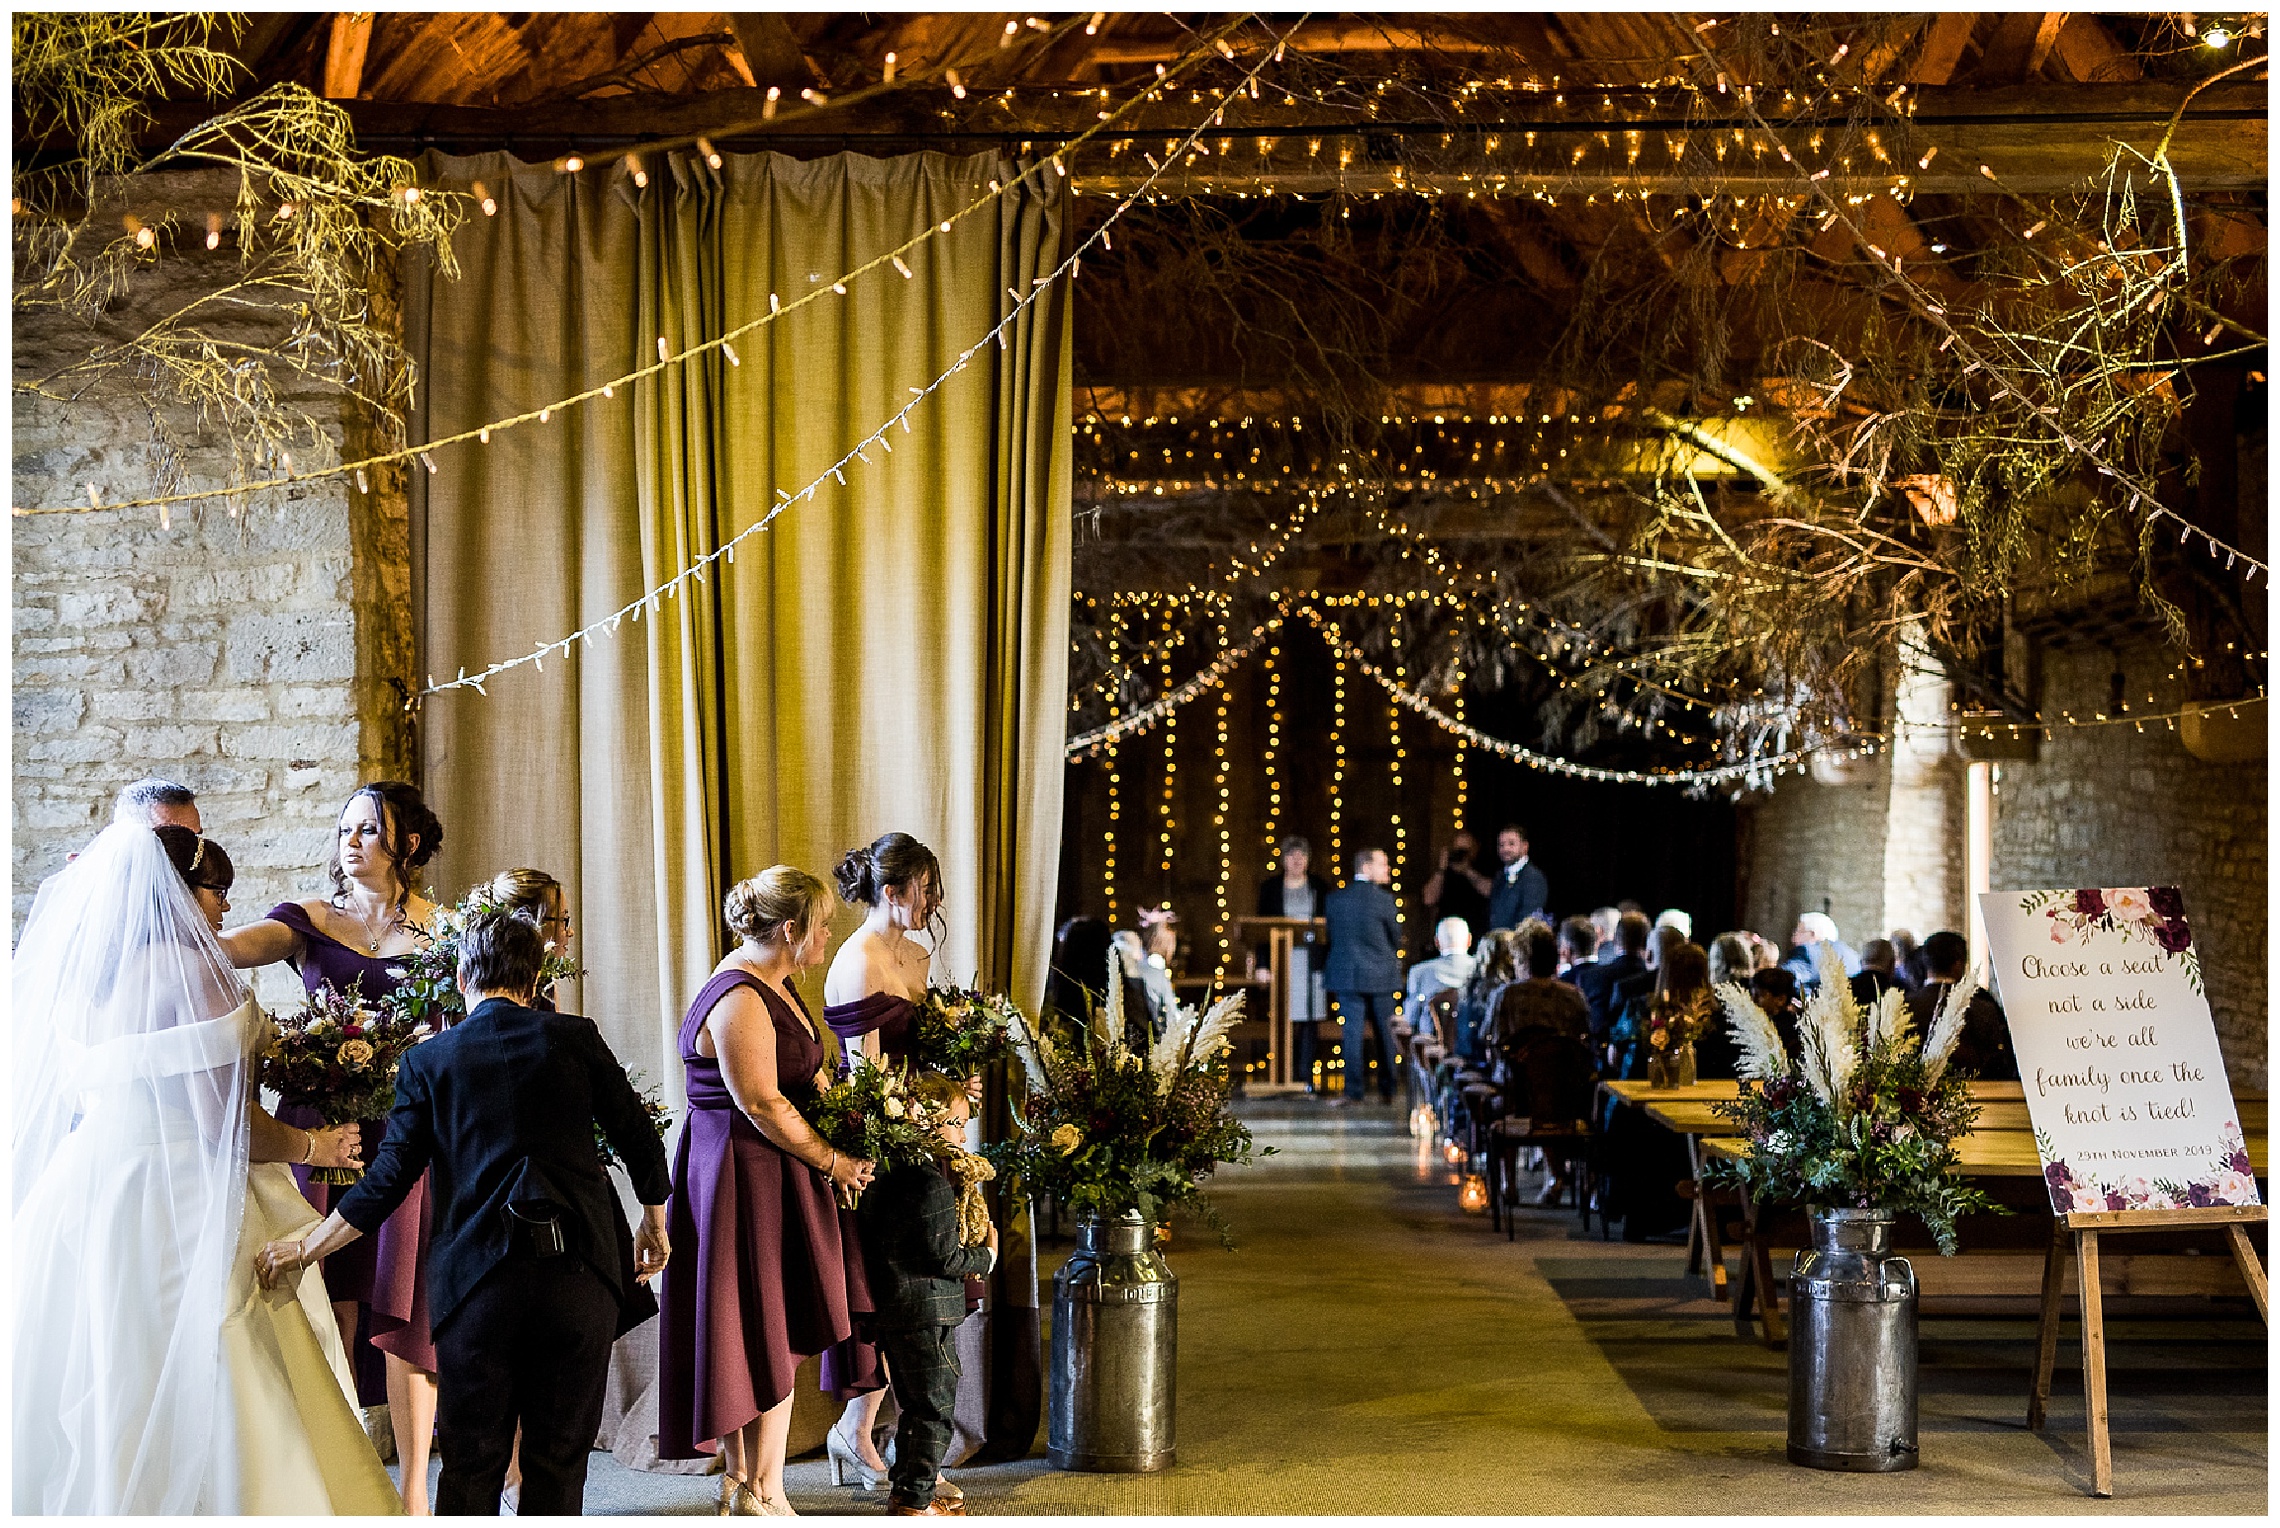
[1981,885,2259,1212]
[1980,885,2266,1500]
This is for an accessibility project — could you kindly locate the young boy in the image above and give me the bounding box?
[857,1077,998,1517]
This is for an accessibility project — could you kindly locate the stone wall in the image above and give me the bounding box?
[1991,643,2267,1087]
[12,187,412,1007]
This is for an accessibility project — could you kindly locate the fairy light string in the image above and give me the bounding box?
[412,21,1310,701]
[15,12,1281,522]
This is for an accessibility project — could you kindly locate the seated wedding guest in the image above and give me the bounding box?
[1749,968,1802,1056]
[1909,931,2018,1081]
[857,1076,999,1519]
[1749,932,1783,972]
[1611,941,1719,1082]
[1575,910,1651,1050]
[1419,832,1492,938]
[1604,924,1683,1067]
[1402,916,1477,1029]
[1489,920,1591,1050]
[658,869,876,1514]
[1324,848,1402,1107]
[1889,928,1929,991]
[1783,912,1862,987]
[1602,943,1715,1241]
[257,909,671,1517]
[1706,932,1755,991]
[1048,916,1114,1019]
[1654,907,1693,942]
[1850,939,1906,1006]
[1452,930,1522,1064]
[1485,824,1549,931]
[1589,906,1622,960]
[1555,916,1598,979]
[1134,905,1181,1034]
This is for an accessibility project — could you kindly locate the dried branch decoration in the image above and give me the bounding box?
[12,12,464,511]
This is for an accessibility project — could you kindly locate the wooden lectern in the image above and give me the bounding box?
[1233,915,1327,1091]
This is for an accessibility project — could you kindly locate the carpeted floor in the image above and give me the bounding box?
[403,1098,2267,1515]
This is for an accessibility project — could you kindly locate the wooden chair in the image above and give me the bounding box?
[1486,1029,1597,1238]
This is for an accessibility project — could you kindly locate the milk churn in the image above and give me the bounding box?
[1787,1207,1919,1471]
[1048,1209,1178,1472]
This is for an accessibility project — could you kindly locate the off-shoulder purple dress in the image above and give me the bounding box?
[659,971,867,1455]
[266,902,439,1378]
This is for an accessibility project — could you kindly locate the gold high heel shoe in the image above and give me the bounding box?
[826,1420,886,1489]
[727,1480,769,1516]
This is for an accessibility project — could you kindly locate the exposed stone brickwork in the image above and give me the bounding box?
[12,188,412,1008]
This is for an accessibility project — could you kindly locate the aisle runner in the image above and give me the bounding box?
[1982,886,2260,1212]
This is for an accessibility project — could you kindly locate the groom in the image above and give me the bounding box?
[258,910,671,1515]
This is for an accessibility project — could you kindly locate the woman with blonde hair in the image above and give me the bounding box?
[658,868,875,1514]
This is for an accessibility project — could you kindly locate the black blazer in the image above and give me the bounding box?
[336,997,673,1338]
[1575,952,1646,1045]
[856,1162,996,1330]
[1486,861,1550,931]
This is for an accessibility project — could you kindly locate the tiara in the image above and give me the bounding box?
[187,837,207,874]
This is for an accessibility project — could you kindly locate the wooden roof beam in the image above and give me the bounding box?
[1907,13,1979,84]
[323,12,374,101]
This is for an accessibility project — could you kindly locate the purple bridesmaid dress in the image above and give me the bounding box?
[265,902,441,1385]
[659,972,865,1456]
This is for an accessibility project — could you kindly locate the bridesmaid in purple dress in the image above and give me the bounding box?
[819,832,947,1492]
[659,868,875,1515]
[223,781,447,1516]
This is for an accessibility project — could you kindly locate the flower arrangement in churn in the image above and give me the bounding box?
[389,886,584,1030]
[986,954,1267,1244]
[915,982,1018,1080]
[261,977,429,1183]
[1702,948,1998,1253]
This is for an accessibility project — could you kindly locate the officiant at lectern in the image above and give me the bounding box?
[258,910,672,1516]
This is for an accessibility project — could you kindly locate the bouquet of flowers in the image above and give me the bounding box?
[986,954,1266,1245]
[389,887,584,1031]
[801,1059,963,1206]
[1702,947,1997,1253]
[915,982,1019,1079]
[595,1069,674,1171]
[260,978,430,1184]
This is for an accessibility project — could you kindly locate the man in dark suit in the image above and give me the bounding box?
[258,910,671,1516]
[1574,909,1651,1048]
[1323,847,1403,1106]
[1485,822,1550,931]
[858,1080,998,1517]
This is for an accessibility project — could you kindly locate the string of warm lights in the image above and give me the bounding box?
[1387,606,1408,907]
[1157,605,1179,877]
[1064,614,1285,759]
[1103,604,1122,929]
[1211,605,1235,973]
[407,22,1313,701]
[1261,634,1285,872]
[1299,605,1845,789]
[1328,643,1347,871]
[17,13,1274,522]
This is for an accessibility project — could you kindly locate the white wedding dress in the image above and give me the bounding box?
[12,825,401,1515]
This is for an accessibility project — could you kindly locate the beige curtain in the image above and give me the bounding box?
[406,148,1071,1091]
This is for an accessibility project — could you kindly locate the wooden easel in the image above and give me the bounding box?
[2027,1202,2268,1498]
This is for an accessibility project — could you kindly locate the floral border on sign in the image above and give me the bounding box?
[2037,1122,2261,1213]
[2017,885,2202,995]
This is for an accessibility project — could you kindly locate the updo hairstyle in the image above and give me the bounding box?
[484,866,563,922]
[725,866,834,948]
[330,781,443,904]
[833,831,942,911]
[154,825,236,894]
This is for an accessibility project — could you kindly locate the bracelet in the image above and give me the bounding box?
[298,1130,315,1165]
[825,1149,838,1178]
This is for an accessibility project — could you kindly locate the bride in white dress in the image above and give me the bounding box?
[12,820,403,1515]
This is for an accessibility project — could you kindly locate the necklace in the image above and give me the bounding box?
[343,894,399,955]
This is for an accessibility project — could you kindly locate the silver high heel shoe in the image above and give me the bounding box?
[826,1421,886,1489]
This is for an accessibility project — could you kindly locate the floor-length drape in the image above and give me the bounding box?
[405,147,1069,1462]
